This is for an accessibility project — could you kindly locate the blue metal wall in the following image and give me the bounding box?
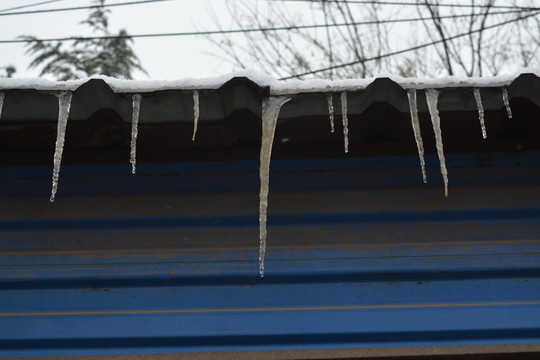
[1,150,540,357]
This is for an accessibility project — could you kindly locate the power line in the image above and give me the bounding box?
[267,0,540,11]
[0,0,64,14]
[3,0,536,16]
[279,10,540,80]
[0,9,527,44]
[0,0,172,17]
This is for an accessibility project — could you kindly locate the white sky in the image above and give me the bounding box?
[0,0,243,80]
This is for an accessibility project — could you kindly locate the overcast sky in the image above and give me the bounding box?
[0,0,244,80]
[2,1,537,81]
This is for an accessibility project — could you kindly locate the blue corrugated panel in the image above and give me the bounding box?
[1,152,540,357]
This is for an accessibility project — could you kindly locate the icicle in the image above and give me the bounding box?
[425,89,449,198]
[473,88,487,139]
[341,91,349,153]
[192,90,199,141]
[0,92,4,119]
[327,93,335,133]
[407,89,427,183]
[130,94,142,174]
[50,91,72,202]
[502,87,512,119]
[259,95,292,278]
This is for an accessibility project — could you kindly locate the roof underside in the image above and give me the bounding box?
[1,74,539,166]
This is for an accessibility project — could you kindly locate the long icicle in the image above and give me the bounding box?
[0,92,4,119]
[502,87,513,119]
[327,93,335,133]
[130,94,142,174]
[259,95,292,278]
[341,91,349,153]
[407,89,427,183]
[192,90,200,141]
[50,91,72,202]
[473,88,487,139]
[425,89,449,198]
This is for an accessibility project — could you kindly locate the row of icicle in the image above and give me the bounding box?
[261,87,513,276]
[0,86,513,277]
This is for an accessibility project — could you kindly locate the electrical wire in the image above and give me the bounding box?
[3,0,537,17]
[266,0,540,11]
[0,9,527,44]
[0,0,64,14]
[0,0,172,16]
[279,10,540,80]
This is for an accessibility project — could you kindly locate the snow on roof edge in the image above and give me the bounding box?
[0,68,539,94]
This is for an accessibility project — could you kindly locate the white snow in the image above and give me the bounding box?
[0,70,275,93]
[407,89,427,183]
[273,78,372,94]
[192,90,200,141]
[327,93,335,133]
[0,92,4,119]
[395,75,515,91]
[100,70,277,93]
[130,94,142,174]
[0,77,81,91]
[341,92,349,153]
[502,88,513,119]
[425,89,449,198]
[473,88,487,139]
[259,95,292,278]
[1,69,538,94]
[50,91,72,203]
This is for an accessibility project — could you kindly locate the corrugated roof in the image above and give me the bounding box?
[1,74,539,165]
[1,73,540,123]
[1,73,539,358]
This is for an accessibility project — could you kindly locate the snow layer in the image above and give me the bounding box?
[1,68,539,94]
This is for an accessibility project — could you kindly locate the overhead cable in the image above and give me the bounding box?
[0,0,172,16]
[0,9,528,44]
[267,0,540,11]
[0,0,64,14]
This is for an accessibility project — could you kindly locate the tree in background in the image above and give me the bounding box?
[20,0,145,80]
[208,0,540,79]
[1,65,16,78]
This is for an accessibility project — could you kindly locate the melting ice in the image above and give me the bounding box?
[341,91,349,153]
[50,91,72,202]
[327,93,335,133]
[407,89,427,183]
[192,90,200,141]
[502,88,513,118]
[130,94,142,174]
[259,95,292,278]
[473,88,487,139]
[425,89,449,198]
[0,92,4,119]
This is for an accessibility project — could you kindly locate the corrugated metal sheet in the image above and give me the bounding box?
[0,76,539,358]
